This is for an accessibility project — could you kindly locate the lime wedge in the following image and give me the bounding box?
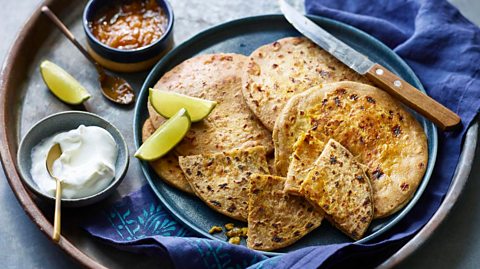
[149,88,217,122]
[135,108,191,161]
[40,60,91,105]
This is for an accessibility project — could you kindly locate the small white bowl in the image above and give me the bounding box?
[17,111,129,207]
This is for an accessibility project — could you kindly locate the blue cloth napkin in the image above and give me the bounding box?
[83,0,480,268]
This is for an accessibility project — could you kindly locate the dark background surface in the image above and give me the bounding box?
[0,0,479,268]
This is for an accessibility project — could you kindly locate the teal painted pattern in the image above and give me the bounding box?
[105,200,192,240]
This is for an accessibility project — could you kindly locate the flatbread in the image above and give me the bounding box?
[273,81,428,218]
[285,130,325,195]
[242,37,372,131]
[267,155,276,175]
[300,139,373,240]
[247,174,323,251]
[142,118,194,194]
[149,53,273,155]
[178,146,269,221]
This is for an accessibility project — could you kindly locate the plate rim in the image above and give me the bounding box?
[134,14,438,255]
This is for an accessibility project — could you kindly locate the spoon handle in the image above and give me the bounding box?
[41,6,98,67]
[52,179,62,242]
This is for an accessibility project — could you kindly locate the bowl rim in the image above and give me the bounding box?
[16,110,129,204]
[82,0,175,54]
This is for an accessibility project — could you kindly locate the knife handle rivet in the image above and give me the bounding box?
[394,80,402,87]
[375,68,384,75]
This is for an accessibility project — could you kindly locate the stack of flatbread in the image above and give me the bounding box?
[142,37,428,251]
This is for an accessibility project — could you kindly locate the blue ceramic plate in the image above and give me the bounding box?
[134,15,437,255]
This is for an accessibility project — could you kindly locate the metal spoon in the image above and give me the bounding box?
[41,6,135,105]
[45,143,63,243]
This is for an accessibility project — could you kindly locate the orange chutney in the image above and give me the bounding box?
[89,0,168,50]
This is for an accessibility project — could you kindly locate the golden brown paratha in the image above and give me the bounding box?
[149,53,273,155]
[274,81,428,218]
[247,174,323,251]
[285,130,325,195]
[242,37,372,131]
[179,146,269,221]
[141,118,194,194]
[267,155,276,175]
[300,139,374,240]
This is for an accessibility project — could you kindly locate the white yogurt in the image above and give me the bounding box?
[30,125,118,199]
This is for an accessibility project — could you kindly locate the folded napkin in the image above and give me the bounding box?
[83,0,480,268]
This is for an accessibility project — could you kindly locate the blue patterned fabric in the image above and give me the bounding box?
[83,0,480,268]
[84,185,267,268]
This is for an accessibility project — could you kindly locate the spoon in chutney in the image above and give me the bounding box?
[45,143,63,243]
[41,6,135,105]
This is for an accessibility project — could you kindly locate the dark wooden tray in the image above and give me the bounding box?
[0,0,477,268]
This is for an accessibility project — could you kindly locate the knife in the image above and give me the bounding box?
[279,0,460,131]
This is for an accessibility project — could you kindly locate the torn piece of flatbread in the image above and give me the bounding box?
[300,139,374,240]
[247,174,323,251]
[179,146,269,221]
[285,130,325,195]
[142,118,194,194]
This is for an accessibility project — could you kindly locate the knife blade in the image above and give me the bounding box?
[279,0,461,131]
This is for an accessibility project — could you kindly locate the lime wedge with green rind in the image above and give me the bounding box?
[149,88,217,122]
[40,60,91,105]
[135,108,191,161]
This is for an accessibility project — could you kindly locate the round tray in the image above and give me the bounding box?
[0,0,477,268]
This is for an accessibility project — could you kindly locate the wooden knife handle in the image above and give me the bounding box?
[366,63,461,131]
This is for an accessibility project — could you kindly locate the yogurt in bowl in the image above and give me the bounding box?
[17,111,129,207]
[31,125,118,199]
